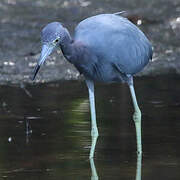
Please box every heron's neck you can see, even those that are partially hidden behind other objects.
[60,29,75,62]
[60,29,87,64]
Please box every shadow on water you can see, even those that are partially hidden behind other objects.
[0,76,179,179]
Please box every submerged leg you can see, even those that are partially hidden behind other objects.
[128,77,142,154]
[85,79,99,159]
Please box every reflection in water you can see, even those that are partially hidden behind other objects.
[90,158,98,180]
[20,83,33,98]
[90,154,142,180]
[72,99,89,113]
[68,97,99,158]
[25,118,32,144]
[136,155,142,180]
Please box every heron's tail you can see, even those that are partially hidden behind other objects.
[113,11,126,15]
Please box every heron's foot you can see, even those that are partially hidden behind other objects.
[133,109,141,123]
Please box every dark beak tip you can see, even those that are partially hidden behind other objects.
[30,75,35,81]
[31,64,41,81]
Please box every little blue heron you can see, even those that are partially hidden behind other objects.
[32,13,153,158]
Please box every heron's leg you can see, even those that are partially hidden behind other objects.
[128,77,142,154]
[85,79,99,159]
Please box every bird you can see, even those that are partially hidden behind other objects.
[32,12,153,159]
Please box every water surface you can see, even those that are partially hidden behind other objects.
[0,76,179,179]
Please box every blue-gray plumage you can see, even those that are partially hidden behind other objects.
[74,14,152,82]
[32,13,153,159]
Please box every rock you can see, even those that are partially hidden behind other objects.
[0,0,180,84]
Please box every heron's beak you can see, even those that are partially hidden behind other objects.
[32,44,54,80]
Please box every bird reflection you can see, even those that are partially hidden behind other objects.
[25,118,32,144]
[20,82,32,98]
[90,158,98,180]
[136,154,142,180]
[90,154,142,180]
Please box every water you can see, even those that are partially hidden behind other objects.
[0,76,179,179]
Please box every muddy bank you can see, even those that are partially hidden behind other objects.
[0,0,180,84]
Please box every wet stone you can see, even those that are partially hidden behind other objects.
[0,0,180,84]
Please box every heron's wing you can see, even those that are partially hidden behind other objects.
[74,14,153,75]
[111,34,153,74]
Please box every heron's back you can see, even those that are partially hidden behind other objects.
[74,14,152,78]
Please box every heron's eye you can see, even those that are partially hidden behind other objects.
[55,39,59,43]
[53,38,60,44]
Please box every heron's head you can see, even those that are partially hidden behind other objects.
[32,22,65,80]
